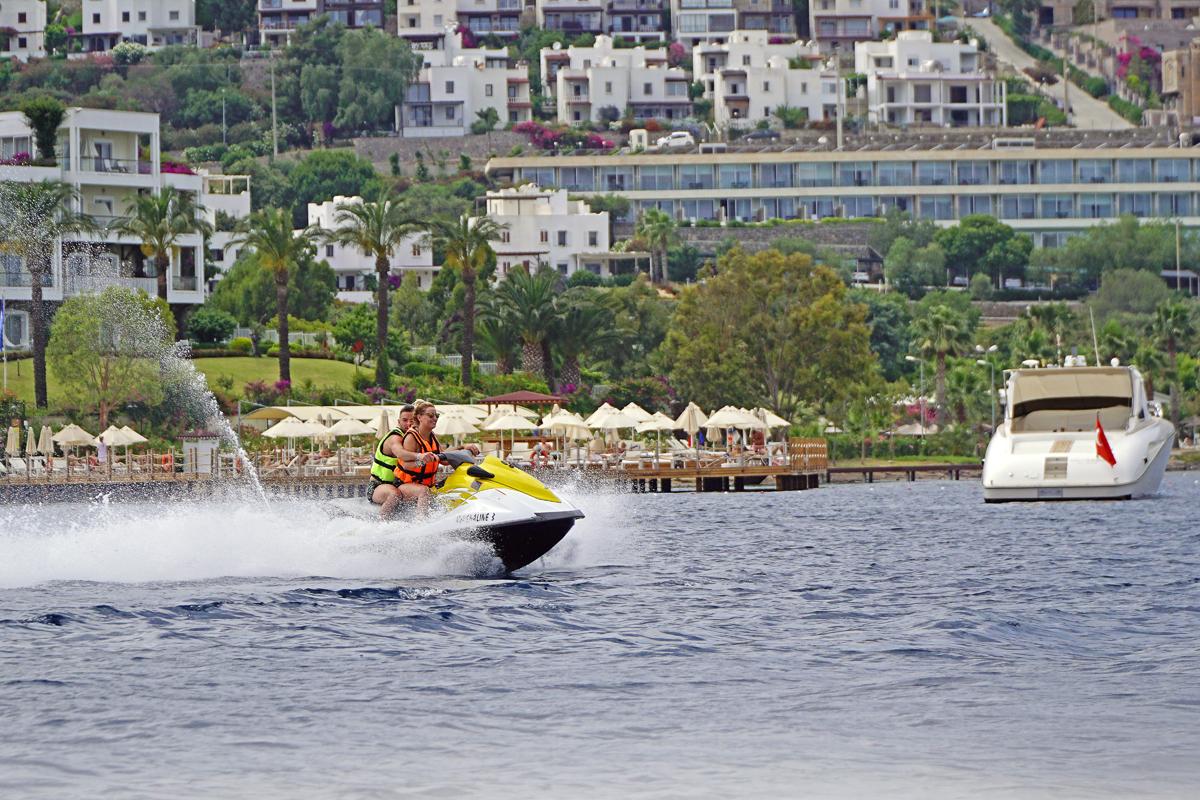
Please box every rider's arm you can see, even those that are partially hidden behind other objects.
[397,431,438,466]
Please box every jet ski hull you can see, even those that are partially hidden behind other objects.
[464,510,581,572]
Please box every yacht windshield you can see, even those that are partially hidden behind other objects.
[1010,369,1133,433]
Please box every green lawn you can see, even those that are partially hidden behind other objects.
[2,356,364,408]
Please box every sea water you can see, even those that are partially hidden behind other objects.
[1,476,1197,799]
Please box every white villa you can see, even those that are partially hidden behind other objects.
[307,197,437,302]
[80,0,199,53]
[0,1,46,61]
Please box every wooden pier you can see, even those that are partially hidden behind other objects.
[825,463,983,483]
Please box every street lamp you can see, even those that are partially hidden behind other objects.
[975,344,999,431]
[905,355,925,434]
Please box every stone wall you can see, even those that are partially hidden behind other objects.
[614,221,881,252]
[353,132,526,173]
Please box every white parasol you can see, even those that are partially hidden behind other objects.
[636,411,676,464]
[375,409,391,440]
[328,417,376,437]
[53,423,96,447]
[38,425,54,456]
[5,425,21,458]
[262,417,329,439]
[674,402,709,446]
[620,402,653,423]
[24,427,36,456]
[483,412,533,454]
[584,402,617,427]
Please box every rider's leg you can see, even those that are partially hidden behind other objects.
[372,483,405,517]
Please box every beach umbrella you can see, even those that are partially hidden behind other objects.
[637,411,676,463]
[118,425,148,444]
[262,417,328,439]
[53,423,96,447]
[375,409,391,440]
[328,417,376,438]
[24,427,36,456]
[98,425,146,468]
[38,425,54,456]
[706,406,763,429]
[620,402,653,423]
[585,402,617,427]
[674,402,709,446]
[483,412,533,454]
[752,408,790,430]
[590,410,639,431]
[5,425,21,458]
[435,413,480,446]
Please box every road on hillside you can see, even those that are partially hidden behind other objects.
[967,17,1132,130]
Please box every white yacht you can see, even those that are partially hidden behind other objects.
[982,359,1174,502]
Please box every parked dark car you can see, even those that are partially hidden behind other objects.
[744,129,781,141]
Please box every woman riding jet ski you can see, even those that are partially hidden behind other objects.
[358,400,584,572]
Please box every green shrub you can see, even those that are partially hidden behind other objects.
[1082,76,1108,98]
[1107,96,1143,124]
[186,306,238,343]
[401,361,456,380]
[229,337,253,355]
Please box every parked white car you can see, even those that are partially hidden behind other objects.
[655,131,695,150]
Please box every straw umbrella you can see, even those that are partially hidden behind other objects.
[375,409,391,440]
[4,425,20,462]
[636,411,676,464]
[38,425,54,455]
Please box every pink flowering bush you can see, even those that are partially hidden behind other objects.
[0,152,32,166]
[161,160,195,175]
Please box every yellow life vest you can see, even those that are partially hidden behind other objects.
[370,427,407,485]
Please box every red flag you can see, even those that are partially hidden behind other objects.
[1096,414,1116,467]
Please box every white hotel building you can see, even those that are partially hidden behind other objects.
[0,1,46,61]
[856,31,1006,128]
[397,30,533,136]
[0,109,214,349]
[541,36,692,125]
[80,0,199,53]
[809,0,932,54]
[307,197,437,301]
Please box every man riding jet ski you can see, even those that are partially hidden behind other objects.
[359,400,584,572]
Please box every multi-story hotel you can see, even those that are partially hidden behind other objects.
[0,108,216,349]
[486,130,1199,256]
[538,0,607,36]
[607,0,668,42]
[81,0,199,52]
[398,30,532,136]
[857,31,1006,128]
[307,196,438,301]
[259,0,383,46]
[0,1,46,61]
[809,0,932,54]
[541,36,691,124]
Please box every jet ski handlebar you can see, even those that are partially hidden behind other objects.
[439,450,478,469]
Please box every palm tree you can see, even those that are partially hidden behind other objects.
[1134,341,1165,404]
[327,192,419,388]
[429,216,506,388]
[551,291,622,391]
[911,304,972,427]
[476,294,520,374]
[1098,318,1136,366]
[635,208,677,284]
[112,186,212,303]
[0,179,98,408]
[1152,301,1196,427]
[494,265,560,379]
[232,208,321,383]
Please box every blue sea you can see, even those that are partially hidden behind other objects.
[1,475,1198,799]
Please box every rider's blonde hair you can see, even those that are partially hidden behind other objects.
[413,399,437,419]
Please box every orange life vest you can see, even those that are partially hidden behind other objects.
[396,429,441,486]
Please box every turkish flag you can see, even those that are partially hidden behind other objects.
[1096,415,1117,467]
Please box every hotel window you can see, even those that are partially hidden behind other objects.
[956,162,990,186]
[170,10,180,21]
[1157,192,1192,216]
[1039,193,1074,219]
[500,231,511,243]
[559,167,594,191]
[139,11,146,20]
[1000,194,1036,219]
[540,230,549,243]
[916,162,951,186]
[877,162,912,187]
[521,167,555,186]
[123,11,131,21]
[17,12,27,23]
[917,195,953,220]
[718,164,752,189]
[639,165,675,190]
[485,84,493,97]
[93,13,100,23]
[643,82,652,95]
[1078,193,1113,219]
[1077,160,1112,183]
[598,167,633,191]
[557,230,568,246]
[446,81,455,94]
[1157,159,1190,182]
[1038,160,1073,184]
[879,195,910,214]
[799,197,835,218]
[588,231,598,247]
[605,81,613,94]
[998,160,1033,185]
[843,196,876,217]
[797,162,834,187]
[681,199,717,220]
[957,195,993,217]
[838,162,873,187]
[758,163,792,188]
[1118,193,1152,217]
[325,244,335,257]
[412,245,422,257]
[1117,159,1152,183]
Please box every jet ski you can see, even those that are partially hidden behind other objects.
[333,451,583,573]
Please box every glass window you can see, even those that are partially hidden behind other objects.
[998,160,1033,185]
[559,167,594,191]
[877,161,913,187]
[918,195,953,220]
[680,164,714,189]
[639,165,675,191]
[799,196,835,218]
[957,195,993,216]
[598,167,633,191]
[681,199,716,220]
[1077,159,1112,184]
[797,162,834,187]
[1117,159,1152,183]
[956,162,990,186]
[1038,160,1074,184]
[838,162,873,187]
[718,164,752,189]
[916,162,952,186]
[1000,194,1036,219]
[843,196,876,217]
[727,198,752,221]
[1118,192,1152,217]
[1040,193,1074,218]
[878,195,911,214]
[1157,159,1190,183]
[520,167,555,186]
[1078,193,1113,218]
[1157,192,1192,216]
[758,163,793,188]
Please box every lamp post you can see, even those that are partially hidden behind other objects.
[905,355,925,434]
[975,344,999,430]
